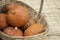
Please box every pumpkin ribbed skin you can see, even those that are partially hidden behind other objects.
[7,4,29,27]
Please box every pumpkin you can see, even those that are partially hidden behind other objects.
[7,4,29,27]
[3,27,14,36]
[0,13,8,30]
[3,27,23,36]
[24,24,45,36]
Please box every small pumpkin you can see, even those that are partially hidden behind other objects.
[3,27,14,36]
[0,13,8,30]
[24,24,45,36]
[3,27,23,36]
[7,4,29,27]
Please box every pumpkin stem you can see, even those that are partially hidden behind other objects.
[15,27,18,30]
[11,10,15,14]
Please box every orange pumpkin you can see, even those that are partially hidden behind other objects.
[24,24,45,36]
[0,13,8,30]
[7,4,29,27]
[3,27,23,36]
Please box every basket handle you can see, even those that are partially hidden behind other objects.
[38,0,44,18]
[38,0,44,16]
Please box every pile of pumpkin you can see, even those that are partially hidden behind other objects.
[0,4,45,36]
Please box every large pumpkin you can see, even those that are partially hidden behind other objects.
[7,4,29,27]
[0,13,8,30]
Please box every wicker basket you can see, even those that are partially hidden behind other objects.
[0,0,48,40]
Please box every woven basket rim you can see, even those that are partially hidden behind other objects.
[0,28,48,38]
